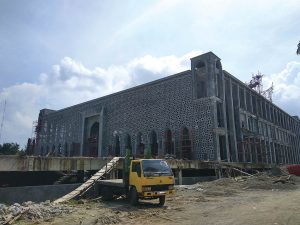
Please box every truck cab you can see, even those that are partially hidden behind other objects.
[128,159,175,205]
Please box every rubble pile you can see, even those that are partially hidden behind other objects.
[233,173,298,190]
[0,201,73,224]
[177,170,299,197]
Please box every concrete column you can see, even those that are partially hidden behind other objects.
[297,136,300,163]
[249,138,253,163]
[215,134,221,161]
[98,108,104,157]
[283,145,286,164]
[172,135,176,157]
[242,141,246,162]
[133,139,137,156]
[243,88,247,110]
[263,102,267,120]
[120,136,126,157]
[178,169,183,185]
[80,115,85,156]
[161,137,165,157]
[267,140,272,164]
[228,80,238,162]
[286,146,290,164]
[249,93,253,113]
[284,145,288,165]
[220,76,230,162]
[292,136,297,163]
[254,138,258,163]
[213,100,221,161]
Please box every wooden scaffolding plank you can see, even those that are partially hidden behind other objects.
[53,157,120,204]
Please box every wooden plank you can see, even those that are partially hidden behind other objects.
[53,157,120,204]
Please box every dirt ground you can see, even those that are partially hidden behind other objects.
[17,174,300,225]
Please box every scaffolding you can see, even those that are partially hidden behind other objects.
[247,72,274,102]
[237,127,266,163]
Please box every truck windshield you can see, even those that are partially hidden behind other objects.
[142,160,173,177]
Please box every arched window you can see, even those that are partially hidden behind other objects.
[216,60,222,70]
[150,131,158,156]
[216,60,223,98]
[90,122,99,140]
[196,61,205,69]
[64,142,68,157]
[181,127,192,159]
[195,60,207,98]
[165,129,174,155]
[115,135,120,156]
[136,132,145,156]
[58,143,62,154]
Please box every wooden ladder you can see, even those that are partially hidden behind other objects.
[54,157,120,204]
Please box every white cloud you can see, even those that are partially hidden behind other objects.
[264,61,300,116]
[0,51,200,147]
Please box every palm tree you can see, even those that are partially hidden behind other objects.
[297,41,300,55]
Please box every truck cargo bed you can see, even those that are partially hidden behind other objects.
[97,179,126,188]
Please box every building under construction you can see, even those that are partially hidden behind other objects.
[34,52,300,164]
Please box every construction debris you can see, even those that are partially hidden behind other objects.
[177,171,299,197]
[0,201,73,225]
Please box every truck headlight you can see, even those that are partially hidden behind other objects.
[142,186,151,192]
[168,185,174,190]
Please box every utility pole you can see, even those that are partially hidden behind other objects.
[0,100,7,144]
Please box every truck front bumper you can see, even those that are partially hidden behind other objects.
[142,190,175,197]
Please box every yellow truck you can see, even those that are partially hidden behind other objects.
[97,158,175,206]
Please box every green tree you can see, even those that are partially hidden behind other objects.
[297,41,300,55]
[0,143,21,155]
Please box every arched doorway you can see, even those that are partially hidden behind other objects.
[150,131,158,157]
[88,122,99,157]
[136,132,145,156]
[181,127,192,159]
[165,129,174,155]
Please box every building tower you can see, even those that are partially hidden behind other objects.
[191,52,229,161]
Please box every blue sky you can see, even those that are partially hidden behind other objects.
[0,0,300,147]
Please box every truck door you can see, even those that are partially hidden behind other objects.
[130,161,142,192]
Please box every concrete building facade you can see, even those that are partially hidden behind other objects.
[35,52,300,164]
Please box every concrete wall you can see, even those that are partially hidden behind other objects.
[0,183,80,204]
[0,155,109,171]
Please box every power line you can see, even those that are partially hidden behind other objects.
[0,100,7,144]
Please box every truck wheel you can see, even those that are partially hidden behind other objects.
[129,187,138,206]
[102,187,113,201]
[158,196,165,206]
